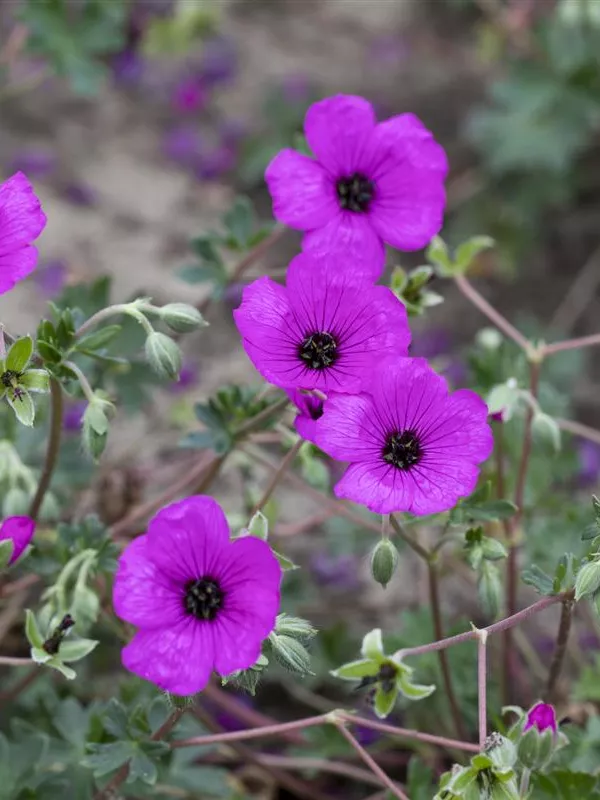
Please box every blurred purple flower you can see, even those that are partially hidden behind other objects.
[112,49,145,86]
[368,34,409,67]
[218,118,248,148]
[171,76,208,113]
[63,401,86,433]
[578,440,600,486]
[579,632,600,653]
[204,693,253,732]
[169,361,200,394]
[9,148,56,179]
[34,260,68,298]
[199,37,237,86]
[310,553,360,591]
[62,182,97,208]
[281,75,311,104]
[194,145,236,180]
[410,328,451,359]
[443,358,467,387]
[162,126,203,166]
[222,282,246,311]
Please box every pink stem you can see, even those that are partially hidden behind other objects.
[172,714,329,748]
[543,333,600,356]
[478,632,488,749]
[341,713,480,753]
[336,723,410,800]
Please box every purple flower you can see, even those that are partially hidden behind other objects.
[0,516,36,564]
[578,439,600,486]
[113,495,281,695]
[314,358,493,515]
[112,49,145,85]
[9,149,56,179]
[310,553,359,591]
[162,126,203,166]
[286,389,324,442]
[63,401,86,432]
[0,172,47,295]
[524,703,557,735]
[62,182,97,208]
[199,37,237,86]
[265,94,448,279]
[234,252,411,394]
[194,145,236,180]
[34,260,67,298]
[171,76,208,113]
[222,281,246,311]
[281,74,311,104]
[169,361,199,395]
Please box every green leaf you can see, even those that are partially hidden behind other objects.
[128,745,159,785]
[223,196,255,248]
[531,771,600,800]
[76,325,122,352]
[177,263,226,286]
[7,389,35,426]
[247,510,268,540]
[83,741,134,777]
[25,609,45,649]
[373,685,397,718]
[522,564,555,595]
[466,500,518,522]
[397,672,436,700]
[271,548,299,572]
[20,369,50,393]
[101,699,130,740]
[454,236,495,272]
[45,657,77,680]
[407,757,435,800]
[0,539,14,569]
[426,236,452,275]
[331,659,379,680]
[58,637,99,662]
[6,336,33,372]
[190,236,224,266]
[361,628,385,661]
[37,340,63,364]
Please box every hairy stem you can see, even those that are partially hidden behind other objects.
[335,723,409,800]
[556,417,600,447]
[544,598,574,703]
[252,438,303,515]
[390,514,431,561]
[477,630,488,750]
[173,714,330,748]
[28,377,63,522]
[340,713,479,753]
[428,560,467,741]
[504,359,541,703]
[542,332,600,356]
[519,767,531,797]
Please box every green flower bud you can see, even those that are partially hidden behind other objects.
[575,558,600,600]
[2,486,30,517]
[532,412,561,453]
[485,733,517,771]
[145,332,182,381]
[481,537,508,561]
[370,538,399,588]
[160,303,208,334]
[517,726,554,770]
[476,327,503,351]
[0,539,14,569]
[269,633,314,675]
[275,614,318,645]
[478,561,503,619]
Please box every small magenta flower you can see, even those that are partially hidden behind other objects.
[314,358,493,515]
[286,389,324,442]
[0,516,36,565]
[265,94,447,279]
[0,172,47,295]
[234,252,411,393]
[524,702,557,734]
[113,496,281,695]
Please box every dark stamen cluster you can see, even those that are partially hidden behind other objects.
[299,332,338,371]
[1,370,21,388]
[382,430,422,470]
[336,173,375,213]
[184,578,224,621]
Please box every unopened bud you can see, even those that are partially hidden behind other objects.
[160,303,208,334]
[370,538,399,588]
[275,614,318,645]
[485,733,517,771]
[82,397,114,462]
[476,327,503,351]
[269,633,314,675]
[517,726,554,770]
[145,332,182,381]
[478,561,502,619]
[575,558,600,601]
[532,412,561,453]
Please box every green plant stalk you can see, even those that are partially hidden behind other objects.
[28,377,63,522]
[251,437,303,515]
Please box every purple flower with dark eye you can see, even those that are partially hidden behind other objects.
[524,703,557,735]
[113,495,281,695]
[0,516,36,565]
[0,172,47,295]
[314,358,493,516]
[265,94,448,279]
[234,252,411,394]
[286,389,324,442]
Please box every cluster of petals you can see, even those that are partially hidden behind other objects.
[0,172,47,295]
[524,702,558,735]
[265,94,448,278]
[0,516,36,564]
[113,495,281,695]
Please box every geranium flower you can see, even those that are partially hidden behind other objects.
[0,516,36,565]
[113,496,281,695]
[524,702,557,735]
[0,172,47,294]
[234,252,411,393]
[286,389,324,442]
[314,358,493,515]
[265,94,447,279]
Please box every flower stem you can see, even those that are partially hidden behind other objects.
[75,302,153,340]
[340,713,479,753]
[504,359,541,703]
[390,514,431,561]
[172,714,330,748]
[428,560,467,741]
[233,394,290,438]
[93,707,187,800]
[63,361,95,403]
[477,629,488,750]
[335,723,410,800]
[454,274,532,353]
[0,655,31,666]
[542,332,600,356]
[252,438,303,515]
[544,597,574,703]
[28,377,63,522]
[519,767,532,797]
[556,416,600,447]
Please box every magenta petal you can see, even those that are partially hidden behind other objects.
[121,620,213,695]
[0,516,35,564]
[146,495,230,582]
[0,173,46,255]
[302,213,385,279]
[265,149,338,230]
[524,702,557,734]
[212,614,264,676]
[314,393,378,461]
[304,95,377,175]
[113,535,184,628]
[0,246,39,295]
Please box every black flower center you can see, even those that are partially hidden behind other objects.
[1,370,21,388]
[299,332,338,370]
[382,430,422,470]
[184,577,224,621]
[336,173,375,213]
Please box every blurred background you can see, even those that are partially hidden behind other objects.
[2,1,600,796]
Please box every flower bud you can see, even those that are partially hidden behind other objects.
[370,538,399,588]
[145,332,182,381]
[476,327,503,351]
[485,732,517,771]
[575,558,600,601]
[269,633,314,675]
[517,725,554,770]
[532,412,561,453]
[275,614,318,645]
[160,303,208,334]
